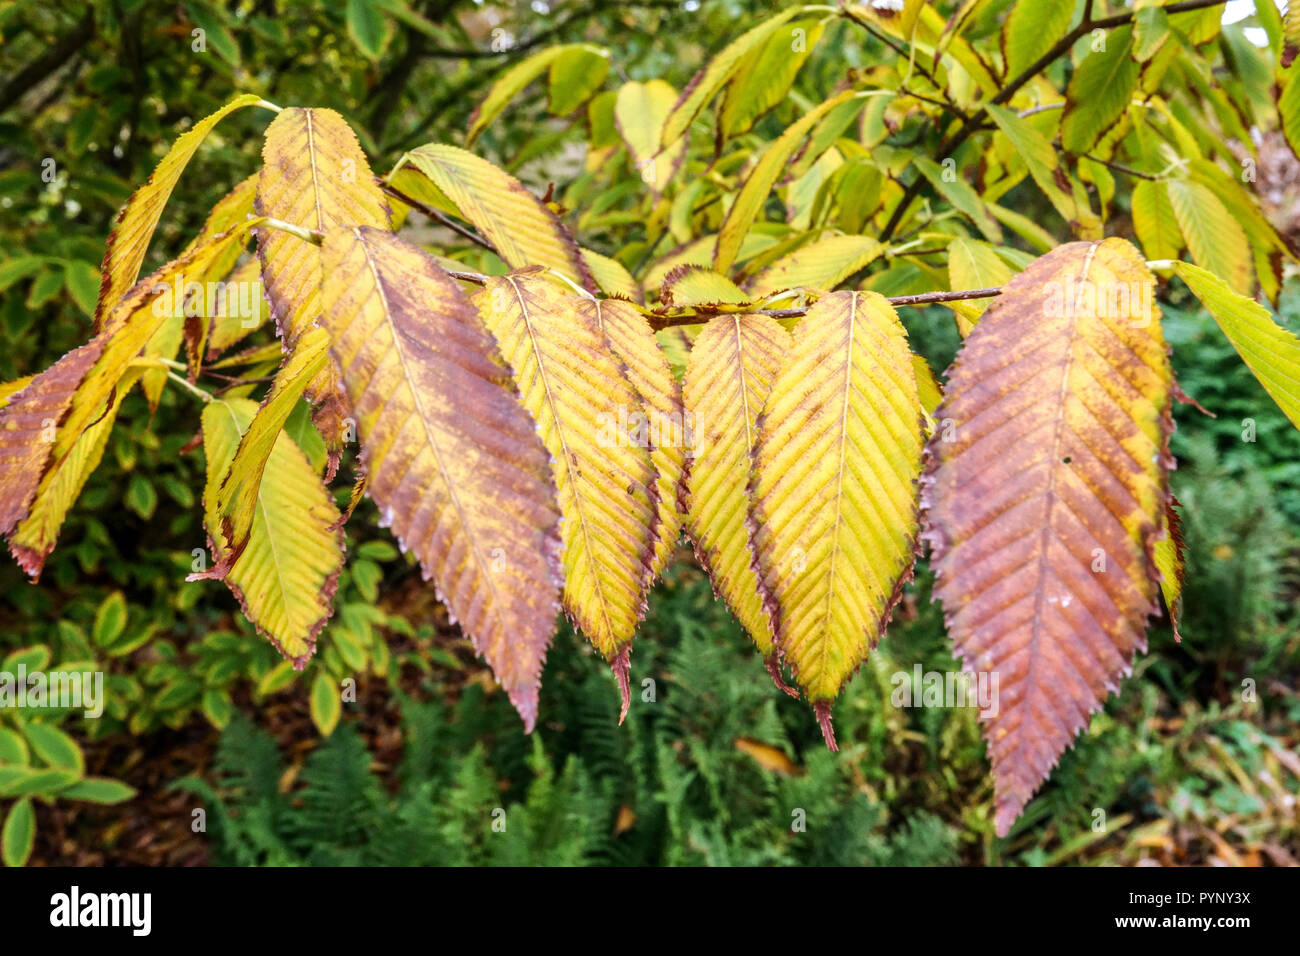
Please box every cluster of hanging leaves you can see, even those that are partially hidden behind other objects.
[3,1,1299,835]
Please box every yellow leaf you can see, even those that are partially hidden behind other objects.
[750,235,882,297]
[256,107,391,348]
[96,94,264,328]
[216,326,330,563]
[750,291,924,744]
[1165,178,1252,294]
[403,144,594,290]
[615,80,684,194]
[195,398,343,665]
[586,299,686,583]
[1130,178,1184,263]
[661,266,748,306]
[475,273,658,717]
[683,314,790,664]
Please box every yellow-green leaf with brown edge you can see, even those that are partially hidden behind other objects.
[95,94,265,329]
[715,88,862,274]
[475,272,658,719]
[615,80,685,195]
[749,291,924,746]
[749,235,882,298]
[1130,178,1184,263]
[403,144,595,291]
[660,266,748,306]
[581,247,641,302]
[683,313,791,684]
[193,397,343,666]
[921,238,1174,837]
[1061,26,1140,155]
[584,298,686,584]
[319,227,563,730]
[1174,259,1300,433]
[215,326,331,568]
[659,6,803,150]
[719,17,826,138]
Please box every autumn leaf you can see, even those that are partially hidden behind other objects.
[401,144,595,291]
[749,291,925,747]
[683,313,791,681]
[584,298,686,583]
[319,227,563,730]
[194,397,343,665]
[96,94,264,329]
[921,238,1174,836]
[475,272,658,719]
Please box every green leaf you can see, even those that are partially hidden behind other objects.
[256,659,299,697]
[125,473,156,520]
[984,104,1091,230]
[1002,0,1075,80]
[2,645,50,674]
[0,728,28,765]
[62,260,101,317]
[0,257,48,293]
[185,2,241,66]
[1061,26,1140,155]
[2,797,35,867]
[1132,5,1170,62]
[913,155,1001,242]
[310,672,342,736]
[1174,261,1300,433]
[23,722,84,773]
[201,688,234,730]
[59,777,136,804]
[548,46,610,117]
[346,0,389,61]
[93,591,127,647]
[25,268,64,309]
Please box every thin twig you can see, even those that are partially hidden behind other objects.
[377,179,498,254]
[878,0,1228,241]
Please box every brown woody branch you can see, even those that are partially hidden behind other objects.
[873,0,1229,241]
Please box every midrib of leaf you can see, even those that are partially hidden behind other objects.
[306,111,325,230]
[814,293,857,676]
[358,229,507,638]
[1024,240,1100,734]
[504,275,615,641]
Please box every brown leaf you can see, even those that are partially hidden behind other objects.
[921,238,1174,835]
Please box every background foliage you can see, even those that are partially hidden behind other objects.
[0,0,1297,866]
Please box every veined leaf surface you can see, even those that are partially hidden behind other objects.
[196,398,343,665]
[583,298,686,582]
[320,228,563,729]
[1175,260,1300,432]
[403,144,595,291]
[256,107,391,347]
[921,238,1174,836]
[96,94,263,328]
[683,314,791,665]
[749,291,924,746]
[216,326,331,563]
[475,273,658,716]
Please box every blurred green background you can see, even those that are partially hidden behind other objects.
[0,0,1297,866]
